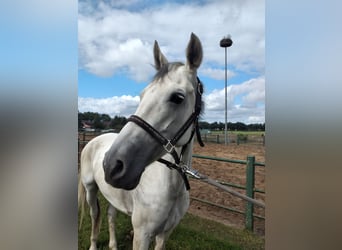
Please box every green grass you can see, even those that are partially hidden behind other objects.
[79,194,264,250]
[166,213,264,250]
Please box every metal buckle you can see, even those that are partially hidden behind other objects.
[182,165,201,179]
[163,140,175,153]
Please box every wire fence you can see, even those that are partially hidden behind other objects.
[199,132,265,145]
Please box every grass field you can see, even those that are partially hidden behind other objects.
[78,194,264,250]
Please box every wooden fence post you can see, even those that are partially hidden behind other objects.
[245,155,255,231]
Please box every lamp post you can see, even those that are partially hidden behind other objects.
[220,35,233,145]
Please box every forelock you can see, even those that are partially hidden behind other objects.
[153,62,184,82]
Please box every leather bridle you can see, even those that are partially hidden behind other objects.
[127,77,204,190]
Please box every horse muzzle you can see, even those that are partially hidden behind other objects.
[103,154,142,190]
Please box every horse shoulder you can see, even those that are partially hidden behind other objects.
[85,133,118,163]
[87,133,134,215]
[80,133,118,184]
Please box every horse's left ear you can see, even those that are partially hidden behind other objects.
[186,33,203,70]
[154,40,168,71]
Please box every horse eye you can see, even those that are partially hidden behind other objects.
[170,92,185,104]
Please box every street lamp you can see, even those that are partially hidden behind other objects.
[220,35,233,145]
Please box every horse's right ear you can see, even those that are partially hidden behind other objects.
[186,33,203,70]
[154,41,168,70]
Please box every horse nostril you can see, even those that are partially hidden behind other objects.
[110,160,124,178]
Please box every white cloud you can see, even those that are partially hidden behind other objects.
[199,67,235,80]
[202,77,265,123]
[78,0,264,81]
[78,95,140,117]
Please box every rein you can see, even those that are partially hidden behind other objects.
[127,77,204,190]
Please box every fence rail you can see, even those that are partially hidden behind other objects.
[199,133,265,146]
[78,131,265,232]
[191,154,265,230]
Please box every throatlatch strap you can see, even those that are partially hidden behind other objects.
[195,120,204,147]
[170,113,197,145]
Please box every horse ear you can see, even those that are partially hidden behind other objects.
[186,33,203,70]
[154,40,168,70]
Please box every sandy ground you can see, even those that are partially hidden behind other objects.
[188,141,265,235]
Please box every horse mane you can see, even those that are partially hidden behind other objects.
[199,87,205,117]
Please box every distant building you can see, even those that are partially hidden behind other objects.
[82,121,94,131]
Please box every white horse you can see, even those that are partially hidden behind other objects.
[78,33,204,250]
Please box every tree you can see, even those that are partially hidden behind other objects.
[110,116,127,130]
[100,114,111,122]
[78,112,85,129]
[198,121,210,129]
[93,115,105,130]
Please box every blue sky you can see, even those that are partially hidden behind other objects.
[78,0,265,123]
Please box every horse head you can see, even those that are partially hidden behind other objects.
[103,33,203,190]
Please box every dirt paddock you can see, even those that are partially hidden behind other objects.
[188,142,265,235]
